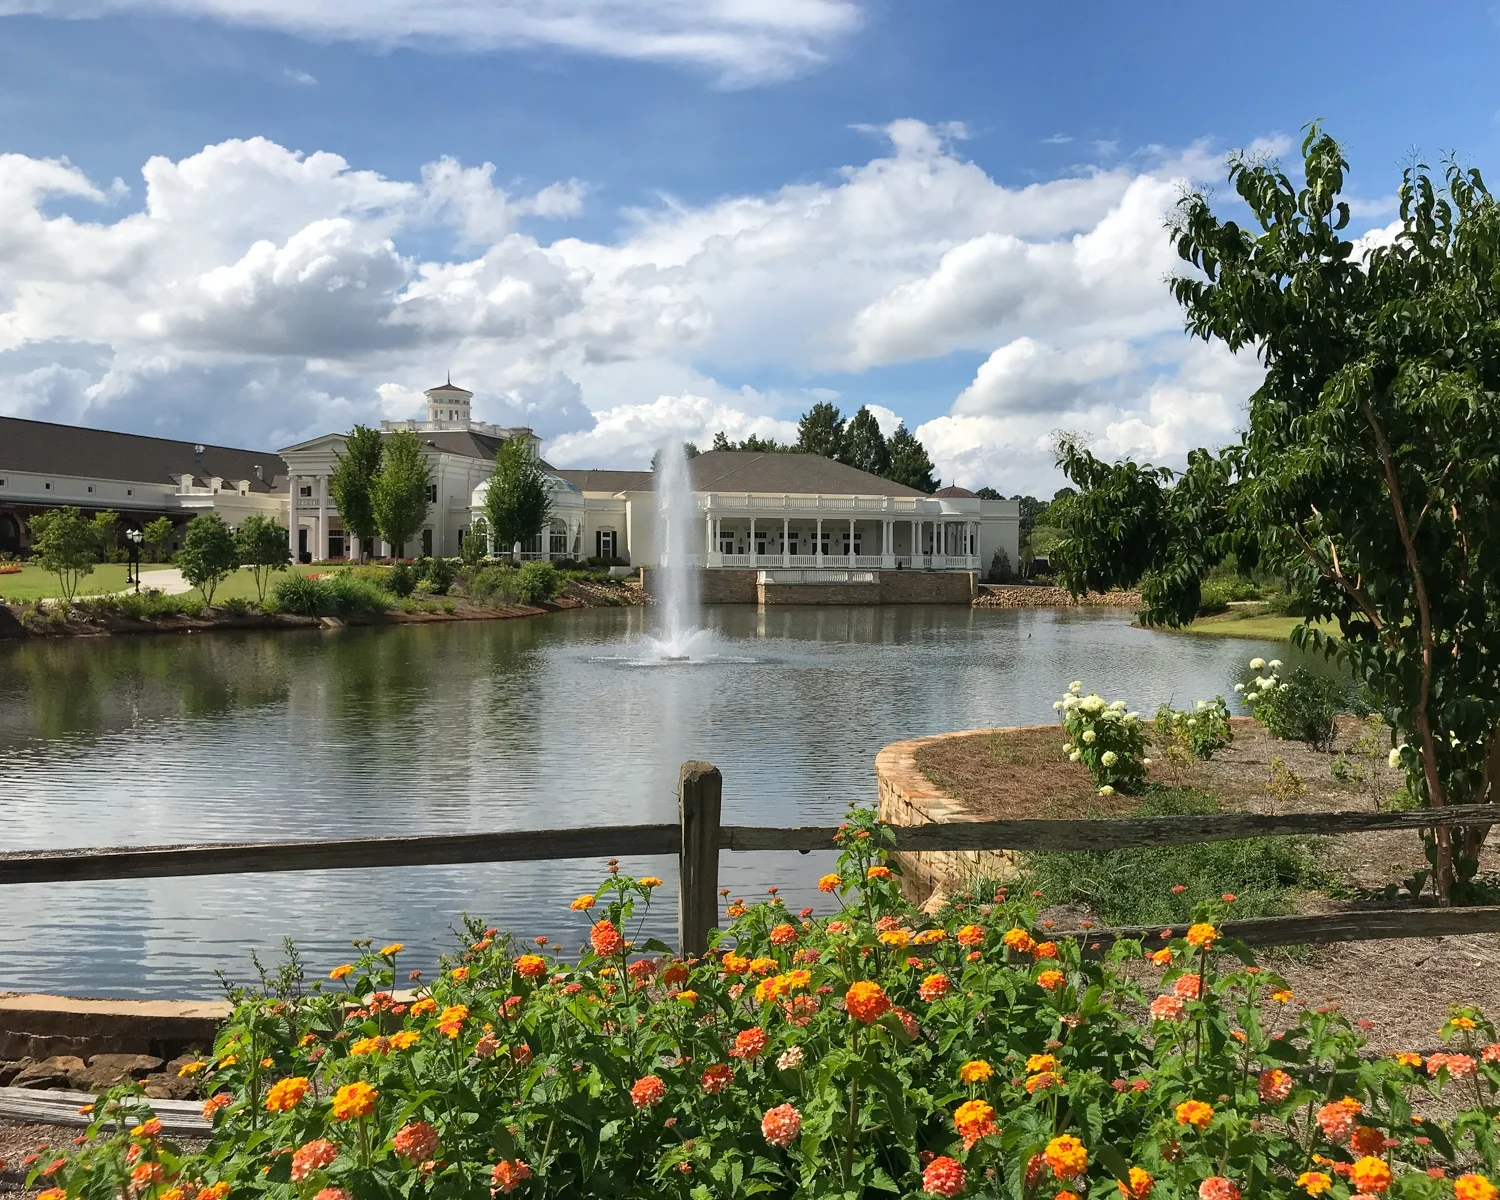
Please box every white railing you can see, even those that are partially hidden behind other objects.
[854,555,884,569]
[787,554,821,567]
[758,569,877,585]
[702,494,941,514]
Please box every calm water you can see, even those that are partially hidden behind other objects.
[0,606,1306,997]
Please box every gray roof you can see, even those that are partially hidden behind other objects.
[688,451,926,496]
[0,415,286,493]
[557,468,654,493]
[558,452,926,497]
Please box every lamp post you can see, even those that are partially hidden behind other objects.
[126,528,143,592]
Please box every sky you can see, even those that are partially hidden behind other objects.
[1,1,1498,493]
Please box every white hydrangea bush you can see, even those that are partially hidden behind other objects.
[1054,680,1148,795]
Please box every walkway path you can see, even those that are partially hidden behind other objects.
[124,568,195,596]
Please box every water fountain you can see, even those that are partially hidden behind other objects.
[646,442,713,662]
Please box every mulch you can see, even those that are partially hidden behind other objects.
[915,717,1500,1051]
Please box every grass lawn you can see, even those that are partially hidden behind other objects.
[0,563,175,601]
[0,562,338,602]
[1174,614,1337,641]
[188,563,341,604]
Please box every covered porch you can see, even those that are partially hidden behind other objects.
[686,503,981,571]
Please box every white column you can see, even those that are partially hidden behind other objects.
[782,516,790,567]
[287,476,299,561]
[848,517,855,565]
[882,519,895,569]
[316,474,328,563]
[816,518,823,566]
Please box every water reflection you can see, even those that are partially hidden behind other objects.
[0,606,1317,997]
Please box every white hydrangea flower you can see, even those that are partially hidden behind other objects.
[1069,750,1082,762]
[1126,712,1141,721]
[1098,785,1115,797]
[1100,750,1118,767]
[1081,695,1105,713]
[1245,693,1257,704]
[1062,743,1074,753]
[1234,683,1245,692]
[1053,700,1064,710]
[1069,681,1083,694]
[1082,730,1097,744]
[1110,700,1127,711]
[1388,748,1402,769]
[1268,659,1282,669]
[1249,657,1265,670]
[1195,699,1208,710]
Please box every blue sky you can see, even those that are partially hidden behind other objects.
[1,1,1496,490]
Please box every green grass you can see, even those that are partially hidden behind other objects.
[1172,615,1336,641]
[0,562,337,603]
[1013,788,1325,927]
[0,563,177,601]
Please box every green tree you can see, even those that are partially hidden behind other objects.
[796,401,845,459]
[370,429,431,556]
[143,516,176,563]
[28,507,97,603]
[179,513,240,605]
[460,518,488,566]
[484,437,552,558]
[711,431,788,452]
[886,423,937,492]
[329,425,383,560]
[89,510,120,562]
[1051,125,1500,902]
[234,514,292,602]
[841,407,891,477]
[975,486,1002,500]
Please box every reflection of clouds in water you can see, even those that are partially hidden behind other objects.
[0,607,1314,996]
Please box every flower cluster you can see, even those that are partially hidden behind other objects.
[1056,680,1148,794]
[27,808,1500,1200]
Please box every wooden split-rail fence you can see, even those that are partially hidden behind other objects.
[3,761,1499,956]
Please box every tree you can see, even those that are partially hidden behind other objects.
[485,437,552,558]
[796,402,845,459]
[841,407,891,477]
[28,507,96,604]
[371,429,431,556]
[975,487,1002,500]
[179,513,239,605]
[1050,125,1500,903]
[329,424,383,560]
[234,514,291,602]
[886,423,937,492]
[460,517,488,566]
[143,517,176,563]
[89,510,120,561]
[712,431,788,452]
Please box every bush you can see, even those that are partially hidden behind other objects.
[114,589,203,620]
[1021,788,1323,925]
[34,806,1499,1200]
[1261,590,1313,617]
[464,563,522,606]
[272,573,390,617]
[516,560,562,605]
[1241,658,1343,750]
[1153,697,1234,762]
[420,556,458,595]
[220,597,255,617]
[1055,681,1147,794]
[986,548,1012,583]
[386,559,417,597]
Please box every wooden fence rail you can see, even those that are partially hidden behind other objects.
[1,763,1495,955]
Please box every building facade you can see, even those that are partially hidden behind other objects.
[2,385,1020,579]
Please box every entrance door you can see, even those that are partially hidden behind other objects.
[298,528,309,563]
[0,513,19,555]
[422,529,433,557]
[329,532,345,559]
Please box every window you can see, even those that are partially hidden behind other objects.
[718,530,734,553]
[421,529,433,557]
[126,488,133,496]
[425,484,438,503]
[87,485,95,494]
[596,529,617,559]
[45,481,52,490]
[0,478,7,487]
[550,528,567,556]
[299,484,312,497]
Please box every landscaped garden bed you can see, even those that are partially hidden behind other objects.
[897,713,1500,1055]
[11,813,1500,1200]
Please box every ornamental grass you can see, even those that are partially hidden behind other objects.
[28,810,1500,1200]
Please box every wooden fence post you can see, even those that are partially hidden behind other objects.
[678,761,723,956]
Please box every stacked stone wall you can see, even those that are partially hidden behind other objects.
[974,585,1141,609]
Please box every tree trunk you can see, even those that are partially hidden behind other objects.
[1456,722,1500,879]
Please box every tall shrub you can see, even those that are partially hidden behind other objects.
[178,513,239,605]
[1051,127,1500,902]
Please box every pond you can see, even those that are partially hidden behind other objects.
[0,606,1313,997]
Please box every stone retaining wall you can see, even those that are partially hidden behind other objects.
[875,728,1023,910]
[974,586,1141,609]
[757,582,880,606]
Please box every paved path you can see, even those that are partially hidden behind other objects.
[125,568,195,595]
